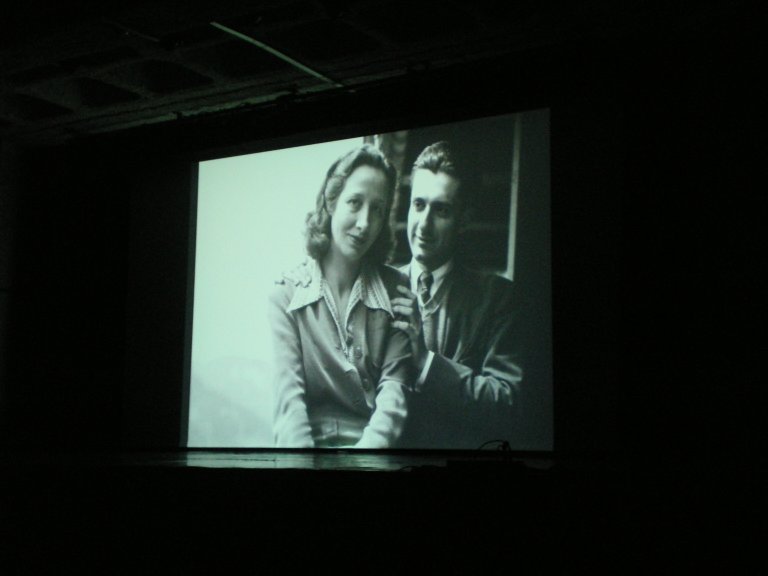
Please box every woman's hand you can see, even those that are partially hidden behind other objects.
[391,284,429,372]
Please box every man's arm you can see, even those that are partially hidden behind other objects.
[392,277,522,410]
[426,306,521,409]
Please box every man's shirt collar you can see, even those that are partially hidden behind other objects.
[409,258,454,295]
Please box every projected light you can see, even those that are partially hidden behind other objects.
[188,109,552,451]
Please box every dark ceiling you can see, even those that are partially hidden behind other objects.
[0,1,752,146]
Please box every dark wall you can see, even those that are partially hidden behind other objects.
[123,158,194,448]
[5,142,129,448]
[616,27,761,466]
[0,141,20,437]
[3,142,194,449]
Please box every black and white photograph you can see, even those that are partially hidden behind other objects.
[188,109,552,450]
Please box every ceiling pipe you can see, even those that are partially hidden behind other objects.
[210,21,344,89]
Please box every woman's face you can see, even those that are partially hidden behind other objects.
[329,165,389,263]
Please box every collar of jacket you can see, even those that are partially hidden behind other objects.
[286,258,394,318]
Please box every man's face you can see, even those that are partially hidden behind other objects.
[407,168,462,271]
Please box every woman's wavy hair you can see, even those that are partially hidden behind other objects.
[305,143,398,264]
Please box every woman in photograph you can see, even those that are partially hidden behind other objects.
[268,144,413,448]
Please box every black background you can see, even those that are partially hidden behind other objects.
[1,11,763,573]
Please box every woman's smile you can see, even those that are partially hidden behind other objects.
[348,232,368,248]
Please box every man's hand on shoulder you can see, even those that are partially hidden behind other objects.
[391,284,429,372]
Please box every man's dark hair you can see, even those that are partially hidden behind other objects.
[412,140,472,214]
[412,140,466,189]
[304,143,397,264]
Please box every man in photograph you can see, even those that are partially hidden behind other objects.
[391,141,523,449]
